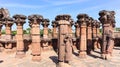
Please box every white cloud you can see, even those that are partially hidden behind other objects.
[43,0,89,6]
[0,3,46,9]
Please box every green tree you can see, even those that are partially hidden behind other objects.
[12,30,17,36]
[1,30,6,34]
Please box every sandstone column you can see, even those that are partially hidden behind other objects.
[28,14,43,61]
[99,10,116,59]
[13,14,26,58]
[3,17,13,52]
[41,19,49,50]
[56,15,72,66]
[77,14,88,58]
[69,19,74,37]
[74,22,80,37]
[0,19,3,51]
[52,20,58,38]
[87,17,93,54]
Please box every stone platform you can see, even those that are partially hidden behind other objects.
[0,47,120,67]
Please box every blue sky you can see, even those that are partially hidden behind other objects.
[0,0,120,30]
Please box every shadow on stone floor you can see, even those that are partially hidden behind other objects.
[0,60,3,63]
[49,56,58,64]
[93,50,101,54]
[88,54,102,59]
[113,47,120,50]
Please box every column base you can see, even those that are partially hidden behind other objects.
[32,55,41,62]
[5,48,12,53]
[15,51,25,58]
[79,51,87,58]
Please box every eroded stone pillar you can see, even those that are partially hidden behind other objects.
[52,20,58,38]
[56,15,72,66]
[13,14,26,58]
[74,22,80,37]
[41,19,49,50]
[99,10,116,60]
[3,17,13,52]
[0,20,3,51]
[69,19,74,37]
[87,17,93,54]
[28,14,43,61]
[77,14,88,58]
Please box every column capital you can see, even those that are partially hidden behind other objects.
[77,14,89,25]
[69,19,74,26]
[87,17,93,27]
[13,14,26,26]
[52,20,58,27]
[99,10,116,24]
[96,22,101,28]
[74,22,79,28]
[41,19,49,27]
[55,14,71,21]
[2,17,14,27]
[28,14,43,25]
[92,20,97,28]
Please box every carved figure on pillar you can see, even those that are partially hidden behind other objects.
[13,14,26,58]
[99,10,116,60]
[28,14,43,61]
[77,14,88,58]
[55,15,72,66]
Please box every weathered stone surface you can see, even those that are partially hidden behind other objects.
[13,14,26,58]
[77,14,88,58]
[28,14,43,61]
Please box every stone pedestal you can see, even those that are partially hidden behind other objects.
[13,14,26,58]
[56,15,72,66]
[77,14,88,58]
[28,14,43,61]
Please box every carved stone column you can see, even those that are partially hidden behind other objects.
[28,14,43,61]
[42,19,49,38]
[0,20,3,51]
[13,14,26,58]
[99,10,116,60]
[56,15,72,66]
[3,17,13,52]
[69,19,74,37]
[74,22,80,37]
[87,17,93,54]
[52,20,58,38]
[77,14,88,58]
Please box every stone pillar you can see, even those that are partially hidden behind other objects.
[69,19,74,37]
[77,14,88,58]
[28,14,43,61]
[74,22,80,37]
[56,15,72,66]
[92,20,100,50]
[13,14,26,58]
[3,17,13,52]
[41,19,49,50]
[0,20,3,51]
[52,20,58,38]
[86,17,93,54]
[99,10,116,60]
[42,19,49,38]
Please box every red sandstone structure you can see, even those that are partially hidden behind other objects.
[0,8,119,67]
[28,14,43,61]
[77,14,88,58]
[13,14,27,58]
